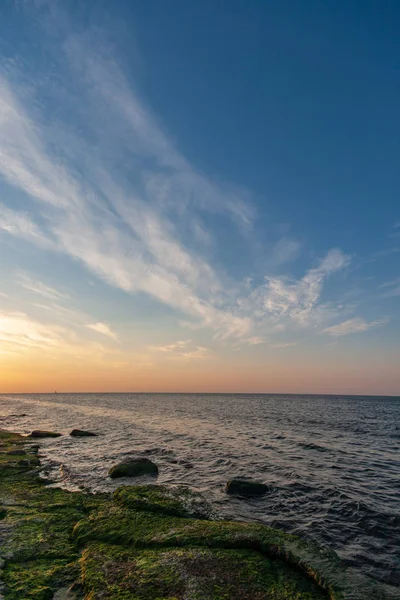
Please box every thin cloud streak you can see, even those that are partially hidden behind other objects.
[150,339,211,361]
[323,318,388,336]
[16,272,68,300]
[86,322,118,341]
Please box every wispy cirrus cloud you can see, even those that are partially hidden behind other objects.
[0,310,130,366]
[16,272,68,300]
[150,339,211,361]
[241,249,350,329]
[380,278,400,298]
[0,311,61,351]
[323,317,388,336]
[86,322,118,341]
[0,204,53,249]
[169,346,211,361]
[245,336,266,345]
[152,340,191,352]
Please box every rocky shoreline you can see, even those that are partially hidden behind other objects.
[0,429,366,599]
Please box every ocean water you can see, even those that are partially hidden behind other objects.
[1,393,399,597]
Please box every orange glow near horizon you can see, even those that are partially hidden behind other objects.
[1,347,399,396]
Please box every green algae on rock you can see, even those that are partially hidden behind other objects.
[80,544,328,599]
[114,484,214,519]
[0,429,359,599]
[108,458,159,479]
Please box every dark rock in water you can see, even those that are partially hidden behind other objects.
[109,458,159,479]
[70,429,98,437]
[6,449,26,455]
[225,479,269,496]
[28,430,62,438]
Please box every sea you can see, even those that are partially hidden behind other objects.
[0,393,399,598]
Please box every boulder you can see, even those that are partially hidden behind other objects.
[6,449,26,455]
[28,430,62,438]
[109,458,159,479]
[70,429,98,437]
[225,479,269,496]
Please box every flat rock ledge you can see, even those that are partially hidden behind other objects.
[108,458,159,479]
[0,429,373,599]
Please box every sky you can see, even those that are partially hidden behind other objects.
[0,0,399,395]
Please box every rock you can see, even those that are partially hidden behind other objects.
[109,458,159,479]
[28,431,62,438]
[70,429,98,437]
[225,479,269,496]
[6,449,26,455]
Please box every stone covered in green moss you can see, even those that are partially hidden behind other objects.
[80,543,328,599]
[0,430,106,599]
[114,484,212,519]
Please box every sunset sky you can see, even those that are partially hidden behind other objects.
[0,1,399,395]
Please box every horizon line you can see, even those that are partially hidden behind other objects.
[1,391,399,398]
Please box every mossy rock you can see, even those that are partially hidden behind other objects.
[70,430,98,437]
[108,458,158,479]
[80,543,328,599]
[226,478,269,496]
[114,485,212,519]
[28,431,62,438]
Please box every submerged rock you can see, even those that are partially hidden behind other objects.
[69,429,98,437]
[109,458,159,479]
[225,478,269,496]
[28,430,62,438]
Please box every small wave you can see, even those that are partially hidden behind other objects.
[297,441,332,452]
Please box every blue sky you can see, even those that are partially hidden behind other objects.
[0,1,399,394]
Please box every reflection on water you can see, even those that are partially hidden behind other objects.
[1,393,399,596]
